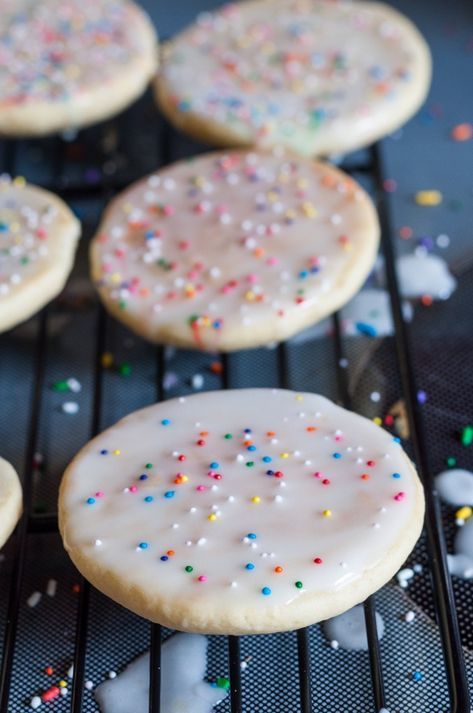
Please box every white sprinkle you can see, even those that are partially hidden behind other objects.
[62,401,79,415]
[30,696,42,709]
[240,661,248,671]
[66,378,82,393]
[330,640,339,650]
[236,454,245,462]
[370,391,381,403]
[172,523,179,529]
[404,611,416,623]
[60,688,68,697]
[46,579,57,597]
[108,671,117,679]
[189,507,197,513]
[191,373,204,390]
[304,460,312,466]
[413,563,423,573]
[27,591,42,608]
[274,495,283,503]
[230,581,237,588]
[339,358,349,369]
[186,540,193,547]
[372,523,381,529]
[197,538,207,546]
[436,233,450,248]
[67,665,74,679]
[228,496,235,503]
[85,680,94,691]
[211,485,219,492]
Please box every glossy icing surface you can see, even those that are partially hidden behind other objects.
[0,177,60,298]
[159,0,430,155]
[61,390,420,615]
[0,0,152,105]
[91,151,378,350]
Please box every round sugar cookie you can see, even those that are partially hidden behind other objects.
[0,457,22,548]
[0,176,81,332]
[90,150,379,351]
[155,0,431,157]
[59,389,424,635]
[0,0,158,137]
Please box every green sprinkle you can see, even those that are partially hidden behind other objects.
[216,677,230,691]
[20,256,29,265]
[118,300,127,311]
[52,379,69,392]
[224,433,233,440]
[295,581,303,589]
[119,362,132,377]
[145,463,153,469]
[246,461,254,467]
[185,565,193,573]
[460,425,473,446]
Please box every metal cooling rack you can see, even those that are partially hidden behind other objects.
[0,93,472,713]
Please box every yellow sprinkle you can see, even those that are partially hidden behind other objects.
[456,506,472,521]
[59,680,67,688]
[201,316,211,327]
[373,417,382,426]
[208,513,217,522]
[415,190,443,206]
[251,496,261,504]
[113,449,121,456]
[301,202,317,218]
[323,509,332,518]
[295,395,303,401]
[111,272,121,284]
[180,475,189,483]
[101,352,114,368]
[245,290,256,302]
[13,176,26,188]
[280,452,289,459]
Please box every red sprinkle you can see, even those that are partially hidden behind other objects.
[42,686,60,702]
[394,491,406,502]
[313,557,323,565]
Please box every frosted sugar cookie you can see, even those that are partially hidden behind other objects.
[59,389,424,634]
[0,0,158,137]
[90,150,379,351]
[0,457,22,547]
[0,176,81,332]
[155,0,431,157]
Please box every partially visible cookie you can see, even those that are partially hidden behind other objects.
[90,150,379,352]
[0,0,158,137]
[0,177,81,333]
[59,389,424,635]
[0,457,22,548]
[155,0,431,157]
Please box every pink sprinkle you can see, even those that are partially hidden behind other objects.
[334,435,342,442]
[247,274,258,284]
[313,472,322,479]
[95,491,104,498]
[198,575,207,582]
[129,486,138,493]
[196,485,206,492]
[163,205,175,216]
[394,492,406,502]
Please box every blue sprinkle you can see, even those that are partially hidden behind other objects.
[144,496,154,503]
[332,452,342,459]
[160,555,169,561]
[100,449,108,455]
[164,491,175,499]
[161,418,171,426]
[266,470,274,476]
[0,223,8,232]
[393,437,401,444]
[245,563,255,570]
[210,462,219,469]
[139,474,148,481]
[261,587,272,596]
[86,497,96,505]
[244,428,252,434]
[247,445,257,452]
[212,319,223,330]
[247,533,257,540]
[392,472,401,479]
[356,321,378,337]
[298,270,309,279]
[139,542,149,550]
[262,456,272,463]
[412,671,423,682]
[310,266,320,274]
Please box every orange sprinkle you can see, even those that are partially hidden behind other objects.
[210,361,223,375]
[253,247,265,257]
[274,566,284,573]
[361,474,370,481]
[267,431,276,437]
[199,431,209,437]
[306,426,317,432]
[45,666,54,676]
[451,123,472,142]
[421,294,433,307]
[167,550,175,557]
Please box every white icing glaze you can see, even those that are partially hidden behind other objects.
[60,389,422,632]
[435,469,473,507]
[395,253,457,300]
[0,0,152,105]
[94,633,226,713]
[91,151,379,351]
[0,177,58,297]
[323,604,384,651]
[158,0,431,156]
[448,519,473,580]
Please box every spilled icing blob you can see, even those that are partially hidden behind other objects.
[395,253,457,300]
[95,633,227,713]
[435,469,473,507]
[323,604,384,651]
[447,518,473,580]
